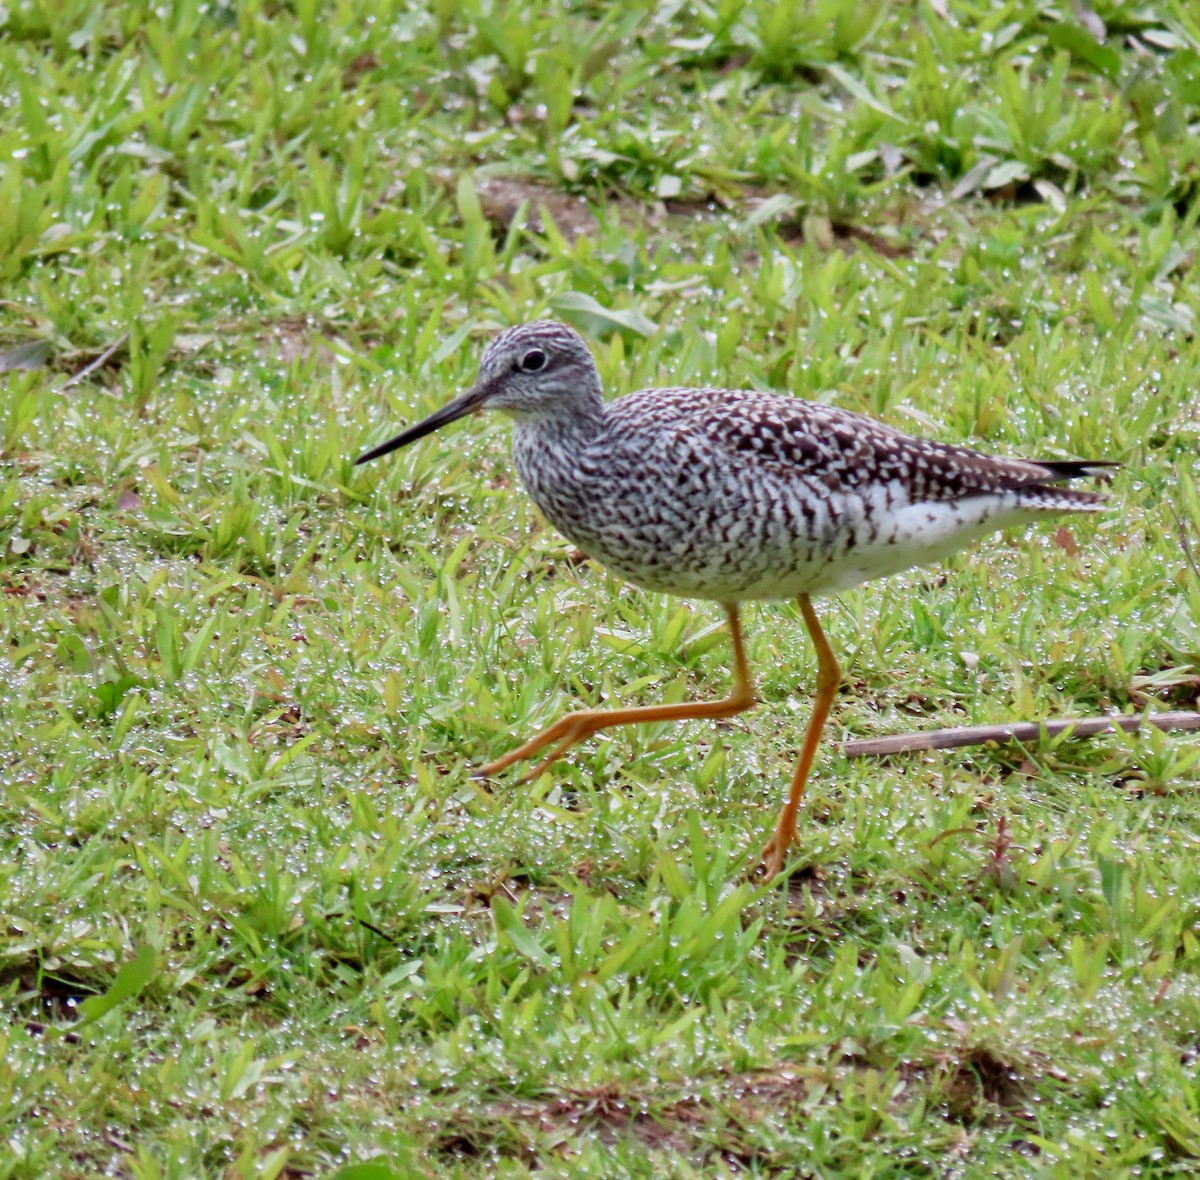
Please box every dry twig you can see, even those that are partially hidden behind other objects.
[840,711,1200,758]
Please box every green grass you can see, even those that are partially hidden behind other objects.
[3,0,1200,1176]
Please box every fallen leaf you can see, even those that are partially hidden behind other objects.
[1052,526,1080,556]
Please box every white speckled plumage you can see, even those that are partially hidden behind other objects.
[513,380,1105,602]
[356,319,1112,881]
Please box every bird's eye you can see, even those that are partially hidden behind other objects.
[519,349,547,373]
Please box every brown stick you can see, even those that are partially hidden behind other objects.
[58,332,130,391]
[840,711,1200,758]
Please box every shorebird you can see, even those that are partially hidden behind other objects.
[357,321,1111,880]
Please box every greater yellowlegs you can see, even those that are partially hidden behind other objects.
[357,321,1112,880]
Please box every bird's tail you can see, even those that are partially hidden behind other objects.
[1033,459,1120,482]
[1011,459,1116,512]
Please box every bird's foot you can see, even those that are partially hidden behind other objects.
[753,825,796,883]
[756,841,786,883]
[474,738,576,785]
[472,716,593,784]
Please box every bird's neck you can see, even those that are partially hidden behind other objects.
[508,404,607,507]
[509,399,606,450]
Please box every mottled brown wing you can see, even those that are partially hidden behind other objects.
[670,389,1111,504]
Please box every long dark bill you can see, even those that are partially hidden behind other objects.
[355,383,491,465]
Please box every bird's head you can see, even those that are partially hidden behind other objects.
[356,320,602,465]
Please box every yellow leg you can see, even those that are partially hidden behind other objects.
[476,605,756,783]
[758,593,840,881]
